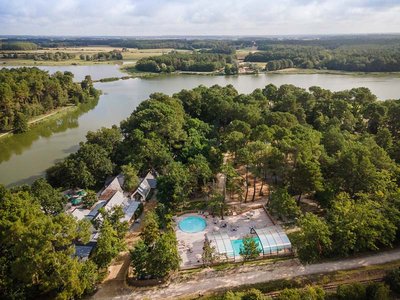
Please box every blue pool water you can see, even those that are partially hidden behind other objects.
[231,237,262,257]
[178,216,207,233]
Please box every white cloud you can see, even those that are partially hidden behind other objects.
[0,0,399,35]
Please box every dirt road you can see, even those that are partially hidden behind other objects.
[92,248,400,300]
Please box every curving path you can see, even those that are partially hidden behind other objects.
[93,248,400,300]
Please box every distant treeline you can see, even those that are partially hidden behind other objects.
[0,41,38,50]
[256,34,400,49]
[0,50,123,62]
[135,52,233,73]
[245,44,400,72]
[265,59,294,71]
[1,51,75,61]
[113,40,237,54]
[1,38,240,54]
[79,50,123,61]
[0,68,99,132]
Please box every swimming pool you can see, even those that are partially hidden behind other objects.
[178,216,207,233]
[231,237,262,257]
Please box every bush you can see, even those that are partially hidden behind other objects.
[242,288,270,300]
[277,288,301,300]
[366,282,390,300]
[385,268,400,293]
[269,187,301,221]
[222,289,271,300]
[336,283,366,300]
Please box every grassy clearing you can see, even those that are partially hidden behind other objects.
[236,48,257,61]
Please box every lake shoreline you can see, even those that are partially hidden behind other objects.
[122,66,400,78]
[1,64,399,187]
[4,61,400,78]
[268,68,400,77]
[0,105,78,140]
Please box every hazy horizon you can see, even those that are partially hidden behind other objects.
[1,0,400,36]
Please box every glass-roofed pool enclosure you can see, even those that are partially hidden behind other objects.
[206,225,292,261]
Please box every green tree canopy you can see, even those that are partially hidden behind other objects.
[293,213,332,263]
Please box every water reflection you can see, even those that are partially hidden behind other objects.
[0,98,98,164]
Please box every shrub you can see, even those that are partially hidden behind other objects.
[385,268,400,293]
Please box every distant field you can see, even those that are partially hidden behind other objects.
[0,47,191,66]
[236,48,257,61]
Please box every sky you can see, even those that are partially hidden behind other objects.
[1,0,400,36]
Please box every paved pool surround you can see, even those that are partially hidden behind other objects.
[175,208,274,268]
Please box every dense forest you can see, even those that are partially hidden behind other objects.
[0,181,128,299]
[135,52,234,73]
[0,51,76,61]
[2,79,400,297]
[46,83,400,261]
[0,68,99,132]
[0,41,38,50]
[79,50,123,61]
[245,44,400,72]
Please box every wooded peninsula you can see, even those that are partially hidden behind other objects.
[2,81,400,299]
[0,68,99,133]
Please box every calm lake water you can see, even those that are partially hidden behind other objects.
[1,65,399,186]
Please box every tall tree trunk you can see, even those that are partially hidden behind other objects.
[259,179,264,196]
[244,165,249,203]
[297,192,302,206]
[252,175,257,202]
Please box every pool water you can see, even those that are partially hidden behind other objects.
[231,237,262,257]
[178,216,207,233]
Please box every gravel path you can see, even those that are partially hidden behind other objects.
[93,248,400,300]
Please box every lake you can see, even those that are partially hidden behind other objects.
[1,65,399,186]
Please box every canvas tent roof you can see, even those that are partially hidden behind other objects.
[131,171,157,199]
[100,174,124,200]
[144,172,157,189]
[103,190,126,211]
[87,200,107,219]
[121,200,140,223]
[71,208,91,221]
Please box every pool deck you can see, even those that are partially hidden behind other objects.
[175,208,274,268]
